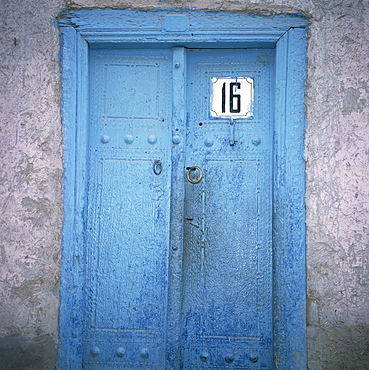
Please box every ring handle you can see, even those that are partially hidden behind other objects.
[153,160,162,175]
[186,166,203,184]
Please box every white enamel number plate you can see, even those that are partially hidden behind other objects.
[211,77,254,118]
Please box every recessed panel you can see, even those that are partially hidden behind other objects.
[92,158,167,331]
[105,64,159,119]
[201,159,260,337]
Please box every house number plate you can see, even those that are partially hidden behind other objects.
[211,77,254,118]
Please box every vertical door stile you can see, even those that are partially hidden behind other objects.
[166,47,187,369]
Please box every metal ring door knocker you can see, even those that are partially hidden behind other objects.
[153,160,162,175]
[186,166,203,184]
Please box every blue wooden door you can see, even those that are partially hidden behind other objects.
[181,49,273,368]
[85,49,172,369]
[85,47,273,369]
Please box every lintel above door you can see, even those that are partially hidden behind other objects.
[58,8,308,369]
[58,9,307,49]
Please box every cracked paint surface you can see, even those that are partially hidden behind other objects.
[0,0,368,368]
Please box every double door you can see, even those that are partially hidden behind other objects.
[84,47,274,369]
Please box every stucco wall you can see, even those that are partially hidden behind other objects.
[0,0,368,369]
[0,0,64,368]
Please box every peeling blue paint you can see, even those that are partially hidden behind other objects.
[58,9,307,369]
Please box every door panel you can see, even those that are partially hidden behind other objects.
[85,49,172,368]
[181,49,274,368]
[85,47,274,369]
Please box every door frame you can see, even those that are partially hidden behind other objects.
[58,9,308,369]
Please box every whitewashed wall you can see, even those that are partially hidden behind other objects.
[0,0,368,368]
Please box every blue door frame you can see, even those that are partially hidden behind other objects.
[58,9,308,369]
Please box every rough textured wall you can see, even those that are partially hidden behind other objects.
[0,0,63,368]
[0,0,368,369]
[303,1,369,368]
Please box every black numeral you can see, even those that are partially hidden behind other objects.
[230,82,241,113]
[222,82,226,113]
[221,81,241,114]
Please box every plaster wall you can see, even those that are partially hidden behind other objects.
[0,0,368,369]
